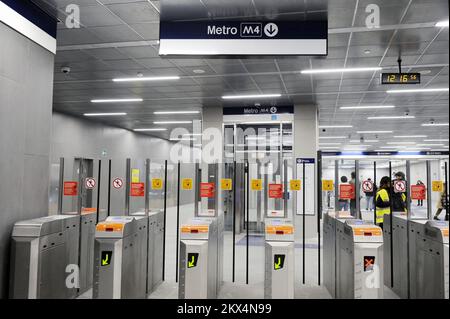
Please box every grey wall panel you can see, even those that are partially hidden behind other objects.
[0,23,54,299]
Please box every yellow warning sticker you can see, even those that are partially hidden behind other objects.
[432,180,444,192]
[290,180,301,191]
[322,180,334,191]
[152,178,163,190]
[131,169,140,183]
[251,179,262,191]
[221,178,232,191]
[182,178,193,190]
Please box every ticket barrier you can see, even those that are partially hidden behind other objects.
[9,215,80,299]
[179,216,222,299]
[338,219,384,299]
[131,210,164,295]
[323,211,354,298]
[93,216,148,299]
[416,220,449,299]
[264,219,294,299]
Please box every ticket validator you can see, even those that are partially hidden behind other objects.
[264,219,294,299]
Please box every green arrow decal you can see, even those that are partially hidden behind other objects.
[187,253,198,268]
[273,254,285,270]
[101,251,112,266]
[102,254,109,266]
[188,255,195,267]
[274,257,281,270]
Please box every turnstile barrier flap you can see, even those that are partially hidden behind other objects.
[12,215,79,237]
[424,220,449,244]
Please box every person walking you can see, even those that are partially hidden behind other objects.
[434,183,448,221]
[375,176,391,229]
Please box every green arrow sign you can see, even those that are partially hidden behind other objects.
[187,253,199,268]
[101,251,112,266]
[273,254,285,270]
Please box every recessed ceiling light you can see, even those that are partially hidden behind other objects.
[416,143,445,146]
[301,67,382,74]
[357,130,393,134]
[154,121,192,124]
[340,105,395,110]
[154,111,200,114]
[319,143,342,145]
[133,128,167,132]
[91,98,143,103]
[387,88,449,94]
[84,113,127,116]
[112,76,180,82]
[192,69,205,74]
[222,94,281,99]
[318,125,353,128]
[367,115,415,120]
[349,140,379,143]
[435,20,449,27]
[421,123,449,127]
[364,49,371,54]
[420,70,432,75]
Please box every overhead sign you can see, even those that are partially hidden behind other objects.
[432,181,444,192]
[296,158,315,164]
[322,180,334,191]
[112,178,123,189]
[394,180,406,193]
[182,178,193,190]
[221,179,232,191]
[269,184,283,199]
[159,20,328,56]
[101,251,112,266]
[85,178,96,189]
[274,254,285,270]
[411,185,426,200]
[381,73,420,85]
[251,179,262,191]
[200,183,215,198]
[339,184,355,200]
[322,151,449,156]
[223,105,293,115]
[152,178,163,190]
[131,182,145,197]
[64,181,78,196]
[362,180,374,193]
[290,180,301,191]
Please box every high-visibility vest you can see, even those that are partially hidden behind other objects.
[376,188,390,224]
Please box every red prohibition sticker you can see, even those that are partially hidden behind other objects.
[200,183,215,198]
[112,178,123,189]
[131,182,145,197]
[64,181,78,196]
[268,184,283,199]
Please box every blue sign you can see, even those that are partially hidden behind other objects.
[223,105,294,115]
[159,20,328,56]
[297,158,315,164]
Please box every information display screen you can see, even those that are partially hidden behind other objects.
[381,73,421,84]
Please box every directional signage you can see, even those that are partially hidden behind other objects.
[85,178,96,189]
[274,254,285,270]
[101,251,112,267]
[152,178,163,190]
[159,20,328,56]
[187,253,199,269]
[394,180,406,193]
[223,105,293,115]
[362,180,373,193]
[112,178,123,189]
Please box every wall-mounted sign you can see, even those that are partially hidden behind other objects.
[85,178,96,189]
[131,182,145,197]
[432,181,444,192]
[269,184,283,199]
[221,179,232,191]
[131,169,140,183]
[112,178,123,189]
[200,182,215,198]
[290,180,301,191]
[251,179,262,191]
[152,178,163,190]
[159,20,327,56]
[296,158,315,164]
[394,180,406,193]
[381,73,420,85]
[362,180,374,193]
[182,178,193,190]
[411,185,426,200]
[339,184,355,200]
[64,181,78,196]
[223,105,294,115]
[322,180,334,191]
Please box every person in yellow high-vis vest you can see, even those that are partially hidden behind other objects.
[375,176,391,229]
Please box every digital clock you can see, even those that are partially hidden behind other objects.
[381,73,421,84]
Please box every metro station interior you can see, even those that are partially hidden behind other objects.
[0,0,449,302]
